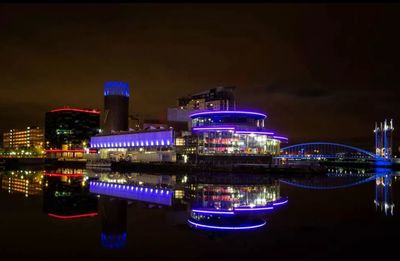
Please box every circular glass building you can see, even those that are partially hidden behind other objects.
[190,110,287,155]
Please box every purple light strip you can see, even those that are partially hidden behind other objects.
[190,110,267,119]
[273,135,289,140]
[192,127,236,131]
[272,199,288,206]
[192,209,235,215]
[187,219,267,230]
[236,130,275,135]
[234,206,274,211]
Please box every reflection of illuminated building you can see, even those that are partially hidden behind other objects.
[1,170,43,197]
[43,171,97,218]
[90,181,174,206]
[188,211,267,231]
[188,181,281,210]
[99,196,127,249]
[374,174,395,216]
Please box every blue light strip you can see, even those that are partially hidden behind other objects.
[272,199,288,206]
[192,127,236,131]
[192,209,235,215]
[234,206,274,212]
[187,219,267,230]
[89,181,173,206]
[190,110,267,119]
[273,135,288,141]
[236,130,275,135]
[90,130,174,149]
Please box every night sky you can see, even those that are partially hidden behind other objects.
[1,4,399,150]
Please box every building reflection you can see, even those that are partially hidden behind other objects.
[99,196,127,249]
[43,169,97,219]
[89,173,288,233]
[1,170,43,197]
[374,169,396,216]
[186,181,281,210]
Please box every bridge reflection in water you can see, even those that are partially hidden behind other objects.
[280,167,398,216]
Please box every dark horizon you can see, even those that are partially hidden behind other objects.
[1,4,399,150]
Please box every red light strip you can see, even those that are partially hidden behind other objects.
[43,173,84,177]
[48,213,98,219]
[49,108,100,114]
[45,149,85,153]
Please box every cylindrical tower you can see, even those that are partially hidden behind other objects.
[103,81,130,134]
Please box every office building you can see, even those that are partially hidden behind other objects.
[3,126,44,149]
[45,107,100,150]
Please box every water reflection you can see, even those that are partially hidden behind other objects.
[99,196,127,249]
[282,167,399,216]
[1,170,43,197]
[87,172,288,233]
[0,167,399,251]
[42,170,97,219]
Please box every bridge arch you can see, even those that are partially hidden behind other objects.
[279,142,379,160]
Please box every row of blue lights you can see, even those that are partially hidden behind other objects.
[104,81,130,97]
[91,130,174,149]
[90,181,173,206]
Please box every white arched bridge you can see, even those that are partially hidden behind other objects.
[277,142,385,161]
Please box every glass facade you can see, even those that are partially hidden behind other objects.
[190,111,285,156]
[197,131,280,155]
[45,108,100,149]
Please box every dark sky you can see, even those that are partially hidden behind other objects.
[1,4,399,149]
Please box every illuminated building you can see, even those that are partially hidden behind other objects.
[103,81,130,134]
[374,119,394,159]
[167,86,236,124]
[45,107,100,150]
[90,129,176,162]
[3,126,44,149]
[189,110,287,163]
[1,170,43,197]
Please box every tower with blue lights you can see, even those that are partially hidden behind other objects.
[103,81,130,134]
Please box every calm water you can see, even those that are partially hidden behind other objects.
[0,167,399,261]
